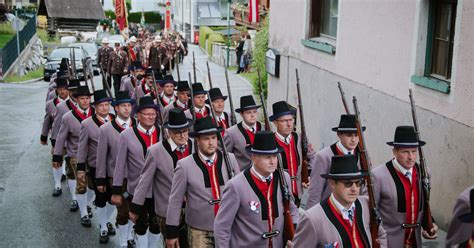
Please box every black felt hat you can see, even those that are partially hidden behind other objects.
[56,77,68,88]
[246,131,283,155]
[164,108,193,129]
[189,116,223,137]
[321,155,368,180]
[269,101,296,121]
[92,89,113,105]
[206,88,228,104]
[68,79,81,90]
[459,189,474,223]
[332,114,365,133]
[191,83,207,95]
[387,126,426,147]
[159,75,177,87]
[135,96,159,112]
[145,68,154,76]
[59,58,69,72]
[176,81,190,92]
[235,95,261,113]
[112,91,135,106]
[73,86,93,98]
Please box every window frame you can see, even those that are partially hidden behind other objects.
[303,0,338,54]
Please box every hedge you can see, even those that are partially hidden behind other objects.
[251,18,269,98]
[199,26,213,49]
[103,11,162,24]
[207,33,225,55]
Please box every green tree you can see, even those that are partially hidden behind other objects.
[251,18,268,98]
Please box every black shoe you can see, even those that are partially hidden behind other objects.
[52,187,62,197]
[87,206,93,218]
[61,174,66,182]
[81,215,91,227]
[70,200,79,212]
[99,230,109,244]
[106,222,116,236]
[127,240,136,248]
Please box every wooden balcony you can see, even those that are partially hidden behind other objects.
[232,5,267,30]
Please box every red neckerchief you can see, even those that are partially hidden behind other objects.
[275,134,299,197]
[328,197,365,248]
[129,46,137,61]
[195,106,208,119]
[395,167,419,246]
[74,107,93,121]
[204,157,221,216]
[137,127,159,148]
[250,172,276,247]
[174,145,190,160]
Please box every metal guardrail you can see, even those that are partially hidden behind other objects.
[1,15,37,76]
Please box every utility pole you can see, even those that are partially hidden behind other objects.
[15,2,21,76]
[226,0,231,68]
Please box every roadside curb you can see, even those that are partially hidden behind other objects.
[1,77,44,84]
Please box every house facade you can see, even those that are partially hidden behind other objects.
[267,0,473,229]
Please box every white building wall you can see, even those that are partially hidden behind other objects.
[268,0,473,229]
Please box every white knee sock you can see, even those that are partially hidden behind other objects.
[76,193,88,217]
[87,189,95,205]
[148,233,161,248]
[97,207,108,232]
[106,202,116,220]
[53,167,63,188]
[67,179,77,200]
[128,220,135,241]
[136,232,148,248]
[118,223,130,247]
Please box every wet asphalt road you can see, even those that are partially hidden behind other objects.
[0,45,253,248]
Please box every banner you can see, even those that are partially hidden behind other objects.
[249,0,259,23]
[115,0,128,31]
[165,0,171,31]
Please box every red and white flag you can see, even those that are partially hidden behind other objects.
[248,0,259,23]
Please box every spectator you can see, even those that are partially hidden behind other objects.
[235,35,245,74]
[242,34,252,73]
[0,4,16,23]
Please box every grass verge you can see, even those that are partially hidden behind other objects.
[3,65,44,83]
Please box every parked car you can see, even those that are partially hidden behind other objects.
[69,43,99,75]
[43,47,90,81]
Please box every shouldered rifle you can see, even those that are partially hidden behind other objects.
[257,69,271,131]
[99,64,113,97]
[151,71,166,139]
[206,91,235,179]
[262,101,295,243]
[192,51,197,84]
[337,82,351,114]
[206,61,213,89]
[83,58,95,92]
[224,60,237,126]
[188,72,197,121]
[352,96,381,248]
[295,69,309,184]
[175,52,181,81]
[409,89,434,235]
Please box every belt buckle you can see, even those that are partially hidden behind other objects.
[401,223,420,228]
[261,230,280,239]
[290,176,299,180]
[208,199,221,205]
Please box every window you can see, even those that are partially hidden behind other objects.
[308,0,339,39]
[428,0,457,81]
[304,0,338,54]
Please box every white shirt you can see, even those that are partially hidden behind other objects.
[138,123,155,135]
[198,151,217,166]
[215,113,226,122]
[393,158,413,183]
[168,137,187,152]
[96,114,110,123]
[242,121,257,133]
[58,96,69,102]
[116,116,131,128]
[161,93,175,104]
[251,165,272,183]
[336,141,354,155]
[195,106,206,114]
[78,107,90,115]
[275,132,291,144]
[176,99,187,109]
[330,193,356,225]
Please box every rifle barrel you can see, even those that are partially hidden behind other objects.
[224,62,237,126]
[188,72,197,121]
[295,68,309,184]
[337,82,350,114]
[257,69,270,131]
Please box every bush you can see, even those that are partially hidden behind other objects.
[104,10,116,20]
[207,33,225,55]
[251,18,268,98]
[128,12,162,24]
[0,22,15,36]
[198,26,213,49]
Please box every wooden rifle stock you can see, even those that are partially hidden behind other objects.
[352,97,381,248]
[224,61,237,126]
[262,101,295,243]
[99,64,113,97]
[337,82,351,114]
[295,69,309,184]
[151,71,166,139]
[408,89,434,235]
[206,91,235,179]
[257,69,270,131]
